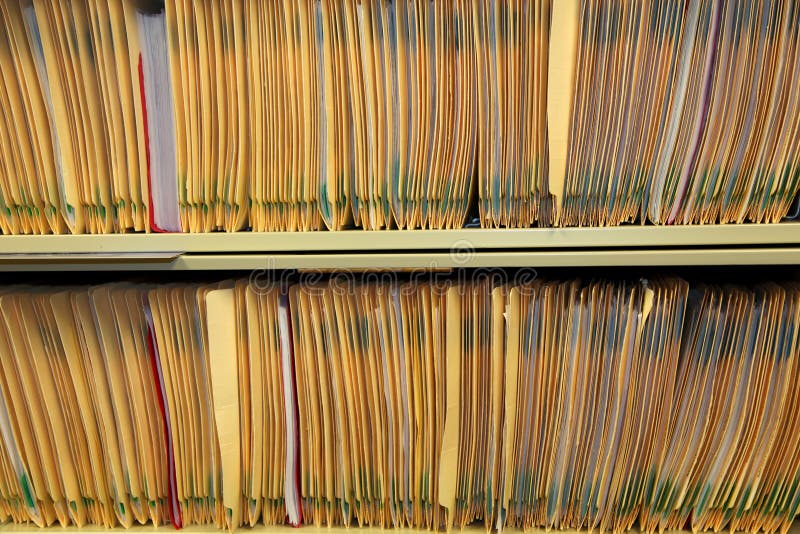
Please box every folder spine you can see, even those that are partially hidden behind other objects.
[145,308,182,529]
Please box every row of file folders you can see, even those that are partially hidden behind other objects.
[1,0,799,234]
[0,276,798,533]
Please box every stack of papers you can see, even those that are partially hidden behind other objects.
[0,283,300,530]
[0,0,799,233]
[145,282,301,530]
[0,275,800,532]
[160,1,250,232]
[560,0,800,226]
[0,286,167,527]
[154,0,553,231]
[0,277,798,531]
[242,0,492,231]
[475,2,553,228]
[284,276,800,533]
[0,0,149,234]
[289,279,449,527]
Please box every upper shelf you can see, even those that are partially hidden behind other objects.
[0,224,798,270]
[0,224,799,253]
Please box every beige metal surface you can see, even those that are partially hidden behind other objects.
[0,248,798,271]
[0,224,798,254]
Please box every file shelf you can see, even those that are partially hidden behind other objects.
[0,224,799,270]
[1,0,799,530]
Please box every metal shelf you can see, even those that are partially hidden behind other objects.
[0,224,798,253]
[0,248,798,271]
[0,225,798,270]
